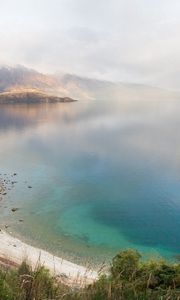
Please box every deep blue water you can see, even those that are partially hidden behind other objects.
[0,99,180,264]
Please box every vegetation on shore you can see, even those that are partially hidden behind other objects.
[0,89,76,104]
[0,250,180,300]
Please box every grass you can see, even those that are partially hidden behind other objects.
[0,250,180,299]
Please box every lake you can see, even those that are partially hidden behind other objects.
[0,99,180,265]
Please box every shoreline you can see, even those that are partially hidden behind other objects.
[0,230,98,286]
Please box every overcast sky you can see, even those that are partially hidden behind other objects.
[0,0,180,89]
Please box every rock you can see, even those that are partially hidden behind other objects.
[58,273,68,279]
[11,208,19,212]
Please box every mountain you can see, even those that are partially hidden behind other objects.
[0,65,179,101]
[0,66,57,91]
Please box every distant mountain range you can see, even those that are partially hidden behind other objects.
[0,65,179,101]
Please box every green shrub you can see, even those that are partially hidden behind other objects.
[0,251,180,300]
[111,249,141,280]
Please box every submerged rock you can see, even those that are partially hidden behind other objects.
[11,208,19,212]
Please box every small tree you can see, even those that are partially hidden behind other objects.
[111,249,141,280]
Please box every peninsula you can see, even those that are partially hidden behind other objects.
[0,89,77,104]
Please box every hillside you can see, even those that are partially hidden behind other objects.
[0,89,76,104]
[0,65,179,101]
[0,66,58,92]
[0,250,180,299]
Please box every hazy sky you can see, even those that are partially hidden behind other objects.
[1,0,180,89]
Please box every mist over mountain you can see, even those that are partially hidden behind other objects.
[0,65,179,101]
[0,66,58,93]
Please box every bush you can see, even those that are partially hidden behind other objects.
[0,251,180,300]
[111,249,141,280]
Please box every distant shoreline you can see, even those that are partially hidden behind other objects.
[0,90,77,104]
[0,230,97,286]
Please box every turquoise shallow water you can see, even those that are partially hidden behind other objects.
[0,99,180,264]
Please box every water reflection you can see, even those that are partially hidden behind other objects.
[0,99,180,261]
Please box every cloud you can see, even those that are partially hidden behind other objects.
[0,0,180,89]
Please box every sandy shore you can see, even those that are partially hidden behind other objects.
[0,230,98,286]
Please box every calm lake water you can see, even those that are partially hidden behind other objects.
[0,99,180,264]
